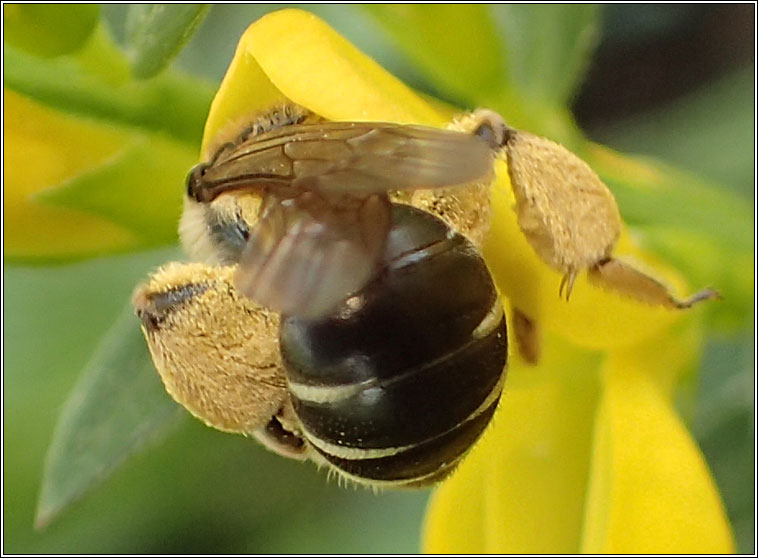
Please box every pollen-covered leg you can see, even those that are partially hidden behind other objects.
[459,109,623,287]
[132,262,288,435]
[506,129,622,279]
[588,257,720,309]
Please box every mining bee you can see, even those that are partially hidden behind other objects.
[133,103,717,487]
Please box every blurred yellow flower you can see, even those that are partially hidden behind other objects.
[3,88,137,259]
[201,8,734,554]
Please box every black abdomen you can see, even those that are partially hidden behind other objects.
[280,205,507,486]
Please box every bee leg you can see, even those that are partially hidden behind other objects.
[512,307,541,365]
[252,397,311,461]
[133,262,288,435]
[588,257,720,309]
[558,270,578,301]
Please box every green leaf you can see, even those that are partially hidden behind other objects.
[36,304,182,528]
[361,5,510,109]
[3,87,197,263]
[363,5,600,142]
[590,149,752,254]
[4,25,212,262]
[579,69,753,333]
[4,37,214,145]
[590,69,755,199]
[3,4,100,57]
[634,226,754,333]
[34,135,196,248]
[694,335,755,553]
[126,4,211,79]
[490,5,600,108]
[586,146,753,332]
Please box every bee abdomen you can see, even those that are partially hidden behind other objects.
[280,205,507,486]
[312,391,501,486]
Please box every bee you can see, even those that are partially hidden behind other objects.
[133,103,717,488]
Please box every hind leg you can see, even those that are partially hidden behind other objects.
[588,258,720,309]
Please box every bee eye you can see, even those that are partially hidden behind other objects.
[207,209,250,264]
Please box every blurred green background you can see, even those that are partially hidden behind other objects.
[3,4,754,553]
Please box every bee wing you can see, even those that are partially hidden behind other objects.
[197,122,494,201]
[207,122,494,319]
[287,123,495,194]
[234,191,391,319]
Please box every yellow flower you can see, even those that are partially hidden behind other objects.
[4,19,206,263]
[3,88,137,259]
[3,83,198,261]
[202,8,734,553]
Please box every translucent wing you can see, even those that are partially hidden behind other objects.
[193,121,494,319]
[193,121,494,201]
[234,191,391,319]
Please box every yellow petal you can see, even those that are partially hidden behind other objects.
[246,9,447,124]
[3,89,136,259]
[423,433,488,553]
[581,351,735,553]
[483,158,692,350]
[201,8,448,158]
[203,7,699,356]
[424,334,601,553]
[200,34,286,159]
[613,313,704,397]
